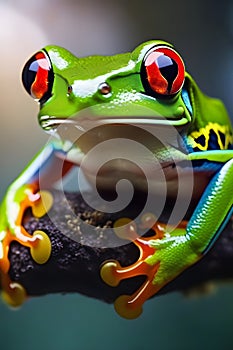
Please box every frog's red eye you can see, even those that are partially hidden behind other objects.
[141,46,185,97]
[22,50,54,103]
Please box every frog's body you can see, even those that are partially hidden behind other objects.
[0,40,232,317]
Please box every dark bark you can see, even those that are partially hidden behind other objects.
[8,190,233,304]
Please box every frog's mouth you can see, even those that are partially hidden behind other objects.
[40,114,190,131]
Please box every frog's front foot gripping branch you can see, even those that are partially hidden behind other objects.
[0,184,53,307]
[100,217,194,319]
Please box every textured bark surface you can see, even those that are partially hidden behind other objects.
[8,190,233,304]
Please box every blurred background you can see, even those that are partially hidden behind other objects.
[1,0,233,349]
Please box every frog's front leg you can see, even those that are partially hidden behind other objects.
[101,158,233,319]
[0,142,73,307]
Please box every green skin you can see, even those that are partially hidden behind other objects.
[0,40,233,311]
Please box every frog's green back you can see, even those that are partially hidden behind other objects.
[185,73,233,151]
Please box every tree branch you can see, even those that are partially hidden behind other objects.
[8,190,233,304]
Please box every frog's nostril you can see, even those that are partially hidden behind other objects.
[98,82,112,96]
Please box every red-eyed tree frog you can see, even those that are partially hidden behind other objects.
[0,40,232,318]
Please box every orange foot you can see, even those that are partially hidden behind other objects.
[0,185,53,307]
[100,214,188,319]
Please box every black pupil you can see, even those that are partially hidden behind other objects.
[157,55,178,92]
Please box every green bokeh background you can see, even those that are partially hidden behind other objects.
[1,0,233,349]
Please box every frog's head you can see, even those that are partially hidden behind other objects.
[21,41,232,202]
[21,41,213,198]
[22,40,194,132]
